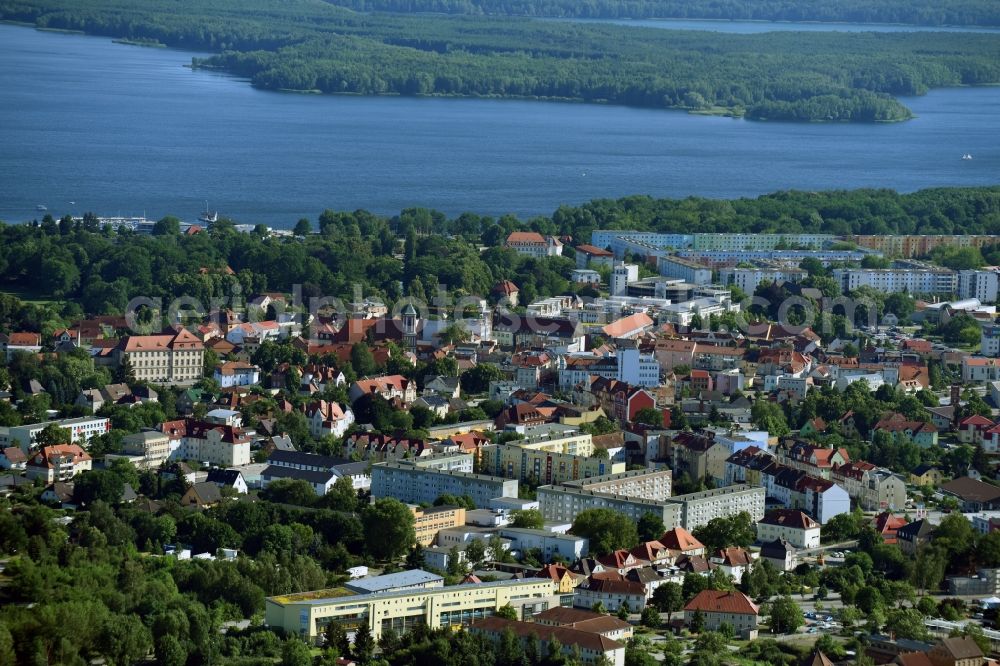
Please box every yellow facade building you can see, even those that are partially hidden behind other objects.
[479,443,624,485]
[265,579,561,640]
[411,505,466,546]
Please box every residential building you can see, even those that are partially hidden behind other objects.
[370,462,518,508]
[963,357,1000,383]
[873,413,938,448]
[573,578,646,613]
[500,527,589,560]
[261,465,338,495]
[213,361,261,387]
[411,505,467,546]
[25,444,93,483]
[849,234,1000,259]
[831,267,957,296]
[505,231,562,258]
[537,483,764,531]
[264,578,560,639]
[0,331,42,360]
[112,329,204,385]
[759,538,797,572]
[560,468,673,502]
[831,462,907,512]
[982,325,1000,358]
[710,547,755,583]
[206,468,249,494]
[479,443,624,485]
[4,416,110,451]
[571,269,602,285]
[668,431,730,486]
[117,431,171,469]
[657,256,713,285]
[719,265,807,294]
[470,617,625,666]
[608,263,639,297]
[163,419,252,467]
[959,268,1000,304]
[897,519,935,556]
[493,315,586,354]
[615,338,661,386]
[348,375,417,406]
[304,399,355,439]
[926,636,984,666]
[756,509,821,550]
[531,606,634,642]
[574,244,615,269]
[659,294,740,327]
[683,590,760,639]
[0,446,27,470]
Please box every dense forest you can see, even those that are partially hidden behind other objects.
[320,0,1000,26]
[2,187,1000,329]
[2,0,1000,121]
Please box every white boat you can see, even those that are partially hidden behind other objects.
[36,204,47,212]
[962,154,973,160]
[198,200,218,223]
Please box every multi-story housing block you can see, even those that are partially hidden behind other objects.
[832,267,958,295]
[479,444,624,485]
[560,469,672,502]
[370,462,517,508]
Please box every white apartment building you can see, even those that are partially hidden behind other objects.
[657,256,713,285]
[983,325,1000,358]
[755,509,821,549]
[3,416,110,451]
[832,268,958,295]
[959,269,1000,304]
[659,295,740,327]
[560,468,673,502]
[610,263,639,297]
[370,462,518,508]
[719,266,807,294]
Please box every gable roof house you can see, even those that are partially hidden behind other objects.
[684,590,760,639]
[25,444,93,483]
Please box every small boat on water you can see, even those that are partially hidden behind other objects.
[199,201,218,224]
[962,153,973,160]
[36,204,47,212]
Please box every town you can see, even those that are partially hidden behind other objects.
[7,215,1000,666]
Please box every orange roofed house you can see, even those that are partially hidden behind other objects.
[684,590,760,639]
[1,332,42,360]
[505,231,562,258]
[348,375,417,406]
[26,444,93,483]
[112,329,204,385]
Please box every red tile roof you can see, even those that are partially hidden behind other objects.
[659,526,704,553]
[684,590,759,616]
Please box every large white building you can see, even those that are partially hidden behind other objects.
[719,266,807,294]
[960,269,1000,304]
[983,325,1000,358]
[657,256,713,285]
[2,416,111,451]
[832,267,958,295]
[610,263,639,297]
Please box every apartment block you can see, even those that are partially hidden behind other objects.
[514,424,595,456]
[560,469,673,502]
[849,234,1000,259]
[959,269,1000,304]
[831,267,958,295]
[370,461,517,508]
[537,484,682,528]
[719,265,807,294]
[265,578,560,640]
[479,444,624,485]
[3,416,111,451]
[671,485,766,531]
[411,504,467,546]
[657,256,713,285]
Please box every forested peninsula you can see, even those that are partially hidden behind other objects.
[322,0,1000,27]
[2,0,1000,121]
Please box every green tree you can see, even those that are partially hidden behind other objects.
[281,638,313,666]
[496,603,518,620]
[652,582,685,620]
[73,470,125,505]
[510,509,545,529]
[768,596,804,634]
[751,401,789,437]
[640,606,661,629]
[460,364,504,394]
[293,218,311,236]
[692,512,755,552]
[352,622,375,663]
[633,408,663,427]
[570,508,639,555]
[152,215,181,235]
[362,498,416,561]
[637,512,665,542]
[35,423,72,447]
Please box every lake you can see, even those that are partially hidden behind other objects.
[1,23,998,226]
